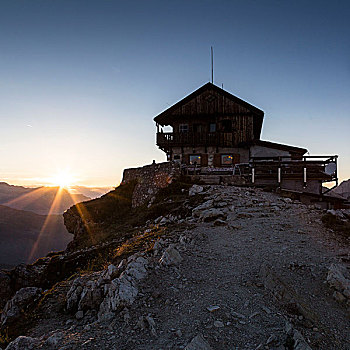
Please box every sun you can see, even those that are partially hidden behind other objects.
[49,170,75,189]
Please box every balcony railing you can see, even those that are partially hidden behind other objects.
[180,156,338,184]
[156,132,241,149]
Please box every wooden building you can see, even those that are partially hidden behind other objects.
[155,82,306,166]
[154,82,338,194]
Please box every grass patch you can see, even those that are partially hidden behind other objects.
[67,180,137,225]
[0,328,9,347]
[112,227,166,262]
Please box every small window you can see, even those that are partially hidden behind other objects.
[190,154,201,165]
[179,124,189,133]
[209,123,216,132]
[221,154,233,165]
[173,154,181,163]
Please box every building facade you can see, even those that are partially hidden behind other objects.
[154,82,307,166]
[154,82,338,195]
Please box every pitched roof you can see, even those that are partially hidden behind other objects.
[154,82,264,124]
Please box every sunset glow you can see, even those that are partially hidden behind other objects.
[49,170,76,189]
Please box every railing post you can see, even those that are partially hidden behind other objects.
[252,167,255,183]
[278,167,281,184]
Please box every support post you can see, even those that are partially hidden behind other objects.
[278,167,281,183]
[252,168,255,184]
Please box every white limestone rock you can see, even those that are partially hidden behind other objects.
[66,278,84,311]
[103,264,118,280]
[124,256,148,281]
[45,331,64,347]
[200,208,227,222]
[98,255,148,321]
[185,334,213,350]
[192,200,214,217]
[159,245,182,266]
[327,263,350,298]
[78,280,103,311]
[189,184,204,196]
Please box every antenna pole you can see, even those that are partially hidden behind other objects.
[211,46,214,83]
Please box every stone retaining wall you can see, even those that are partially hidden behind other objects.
[122,162,181,207]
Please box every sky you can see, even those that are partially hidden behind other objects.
[0,0,349,187]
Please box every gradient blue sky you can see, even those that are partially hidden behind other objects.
[0,0,349,186]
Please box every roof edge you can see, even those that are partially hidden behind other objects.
[154,82,264,123]
[252,140,308,154]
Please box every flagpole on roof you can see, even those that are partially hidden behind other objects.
[211,46,214,84]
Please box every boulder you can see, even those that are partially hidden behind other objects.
[192,200,214,217]
[159,245,182,266]
[66,278,84,312]
[200,208,227,222]
[97,255,148,321]
[327,264,350,298]
[104,264,118,280]
[327,264,350,305]
[98,275,138,321]
[1,287,42,327]
[185,334,213,350]
[5,336,39,350]
[189,185,204,196]
[78,280,103,311]
[293,329,313,350]
[45,331,64,347]
[124,256,148,281]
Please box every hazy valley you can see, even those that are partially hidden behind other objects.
[0,205,71,268]
[0,182,112,268]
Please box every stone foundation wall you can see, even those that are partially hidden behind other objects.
[122,162,181,207]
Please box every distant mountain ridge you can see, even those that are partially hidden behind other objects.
[0,182,91,215]
[331,179,350,200]
[69,185,114,199]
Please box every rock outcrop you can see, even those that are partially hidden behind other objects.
[1,287,42,328]
[122,162,181,207]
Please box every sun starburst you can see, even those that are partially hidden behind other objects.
[49,169,76,189]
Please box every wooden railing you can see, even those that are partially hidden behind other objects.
[180,155,338,186]
[248,155,338,185]
[156,132,242,149]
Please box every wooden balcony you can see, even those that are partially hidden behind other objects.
[249,156,338,185]
[180,155,338,185]
[156,132,242,150]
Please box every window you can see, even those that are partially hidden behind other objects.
[209,123,216,132]
[173,154,181,163]
[190,154,201,165]
[221,154,233,165]
[179,124,189,133]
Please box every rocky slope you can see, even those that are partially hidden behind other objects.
[1,181,350,350]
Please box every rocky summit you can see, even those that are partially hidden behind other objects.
[1,181,350,350]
